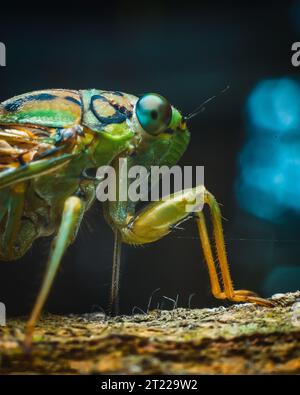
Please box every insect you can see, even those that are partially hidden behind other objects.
[0,89,275,348]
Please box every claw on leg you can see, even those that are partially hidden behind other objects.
[228,294,276,307]
[232,290,259,297]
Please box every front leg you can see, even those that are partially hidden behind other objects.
[108,185,274,308]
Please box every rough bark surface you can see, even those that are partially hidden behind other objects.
[1,292,300,374]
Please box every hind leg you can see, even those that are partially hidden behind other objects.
[24,195,85,349]
[197,190,274,306]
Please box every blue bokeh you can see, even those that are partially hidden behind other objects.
[236,78,300,222]
[247,78,300,134]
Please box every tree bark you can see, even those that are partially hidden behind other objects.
[1,291,300,374]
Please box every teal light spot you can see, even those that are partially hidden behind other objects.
[236,78,300,222]
[247,78,300,134]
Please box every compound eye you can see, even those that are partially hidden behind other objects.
[135,93,172,135]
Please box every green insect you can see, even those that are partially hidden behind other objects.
[0,89,274,348]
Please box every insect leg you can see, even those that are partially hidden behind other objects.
[0,153,76,190]
[109,229,122,316]
[108,185,274,308]
[1,182,25,258]
[200,190,275,307]
[24,195,86,350]
[196,211,224,299]
[197,205,264,300]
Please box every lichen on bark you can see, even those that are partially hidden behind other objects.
[1,291,300,374]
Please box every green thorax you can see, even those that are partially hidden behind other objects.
[105,120,191,228]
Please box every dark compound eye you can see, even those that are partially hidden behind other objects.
[136,93,172,135]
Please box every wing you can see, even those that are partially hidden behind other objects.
[0,151,77,190]
[0,124,77,171]
[0,127,48,168]
[0,89,82,128]
[0,125,80,190]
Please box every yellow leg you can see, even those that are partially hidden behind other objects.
[111,185,274,308]
[197,195,274,307]
[196,212,223,299]
[24,196,85,350]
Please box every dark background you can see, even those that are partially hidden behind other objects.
[0,0,299,316]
